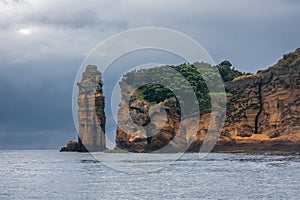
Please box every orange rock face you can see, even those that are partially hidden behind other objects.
[189,48,300,152]
[61,65,106,152]
[77,65,106,152]
[116,48,300,153]
[115,80,187,152]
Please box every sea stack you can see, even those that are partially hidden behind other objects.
[77,65,106,152]
[61,65,106,152]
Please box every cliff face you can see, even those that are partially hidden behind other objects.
[77,65,106,152]
[116,82,185,152]
[116,48,300,153]
[189,48,300,152]
[61,65,106,152]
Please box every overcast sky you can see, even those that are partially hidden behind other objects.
[0,0,299,149]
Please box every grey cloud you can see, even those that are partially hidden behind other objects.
[20,8,128,30]
[0,0,24,5]
[0,0,299,149]
[0,60,77,149]
[0,130,74,150]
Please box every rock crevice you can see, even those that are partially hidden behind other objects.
[254,79,263,134]
[116,48,300,153]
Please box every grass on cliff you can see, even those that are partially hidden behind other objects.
[122,61,246,115]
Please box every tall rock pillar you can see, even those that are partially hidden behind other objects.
[77,65,106,152]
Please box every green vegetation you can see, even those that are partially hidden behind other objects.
[121,61,246,114]
[217,60,245,82]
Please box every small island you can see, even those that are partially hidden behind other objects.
[62,48,300,153]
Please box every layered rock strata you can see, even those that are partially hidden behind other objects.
[61,65,106,152]
[115,81,184,153]
[116,48,300,153]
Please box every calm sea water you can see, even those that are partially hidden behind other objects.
[0,150,299,199]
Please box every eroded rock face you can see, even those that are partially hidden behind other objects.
[115,82,184,152]
[116,48,300,153]
[189,48,300,152]
[77,65,106,152]
[61,65,106,152]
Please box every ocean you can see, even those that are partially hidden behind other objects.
[0,150,299,199]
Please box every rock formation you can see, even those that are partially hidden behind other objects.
[115,80,188,153]
[60,65,106,152]
[116,48,300,153]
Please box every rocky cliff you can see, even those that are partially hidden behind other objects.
[209,48,300,152]
[115,82,185,153]
[61,65,106,152]
[116,48,300,153]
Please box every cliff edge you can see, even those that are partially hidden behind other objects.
[116,48,300,153]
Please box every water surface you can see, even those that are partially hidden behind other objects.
[0,150,299,199]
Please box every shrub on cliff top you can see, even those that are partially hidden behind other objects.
[121,61,246,114]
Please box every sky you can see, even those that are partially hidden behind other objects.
[0,0,299,149]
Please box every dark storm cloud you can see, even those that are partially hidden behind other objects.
[0,0,299,149]
[0,59,79,149]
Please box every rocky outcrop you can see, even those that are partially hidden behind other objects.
[189,48,300,152]
[61,65,106,152]
[60,141,79,152]
[116,48,300,153]
[115,82,185,152]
